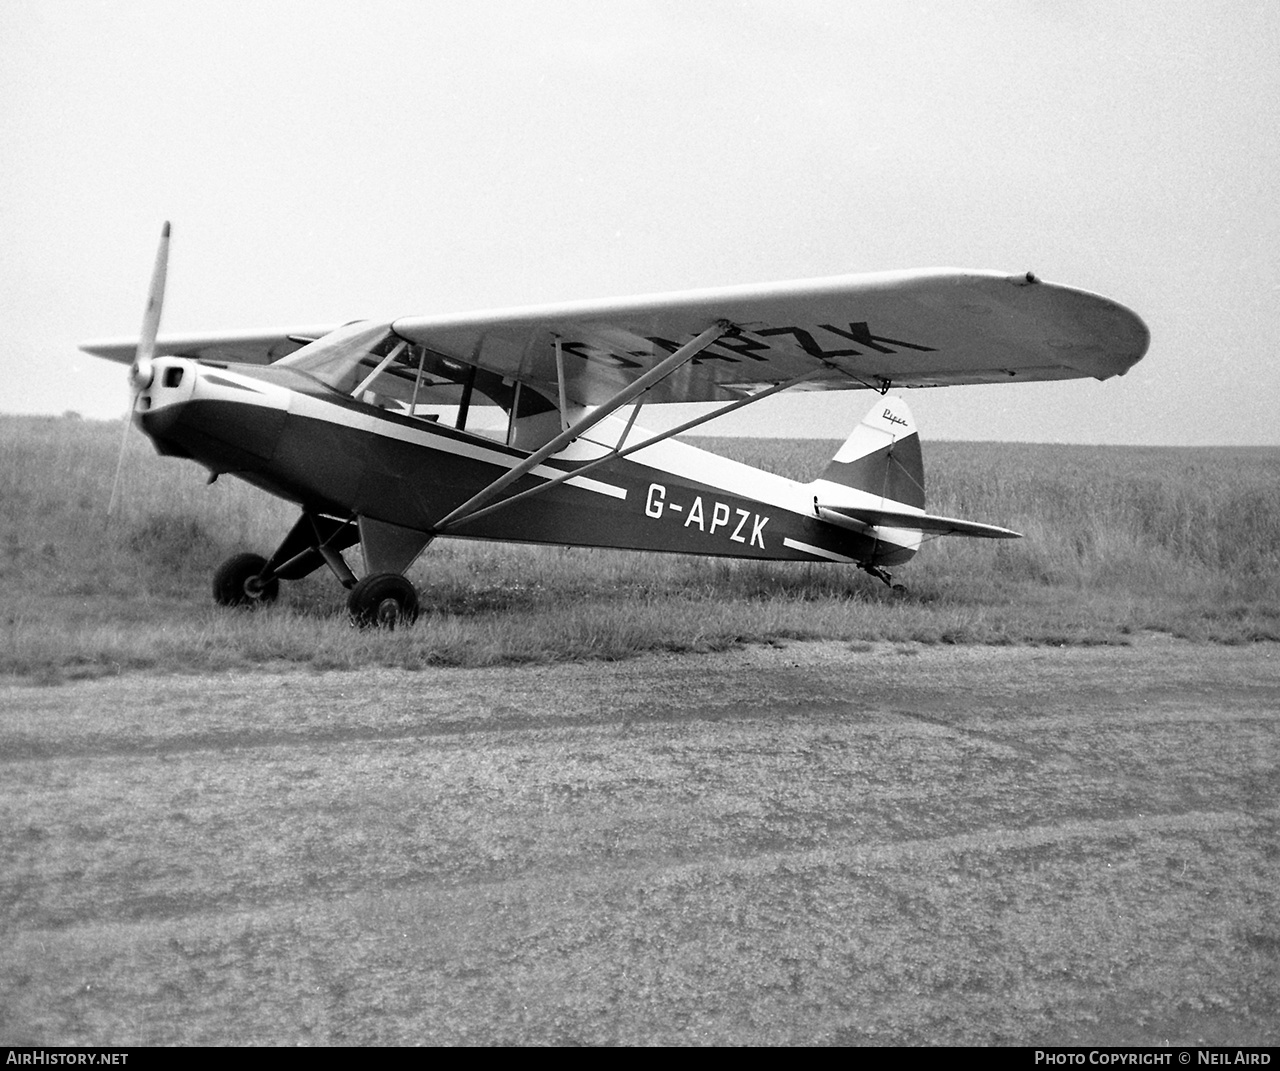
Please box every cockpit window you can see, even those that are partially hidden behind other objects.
[277,320,559,434]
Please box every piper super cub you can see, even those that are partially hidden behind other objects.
[82,224,1149,626]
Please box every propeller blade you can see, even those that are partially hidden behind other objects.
[105,393,133,520]
[131,220,171,391]
[108,221,171,520]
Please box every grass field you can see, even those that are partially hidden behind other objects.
[2,414,1279,681]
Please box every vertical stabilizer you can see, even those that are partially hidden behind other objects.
[815,396,925,510]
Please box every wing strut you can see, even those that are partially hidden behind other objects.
[555,337,570,432]
[456,364,477,431]
[434,321,732,531]
[444,367,826,529]
[407,344,428,414]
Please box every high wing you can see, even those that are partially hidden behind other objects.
[390,269,1149,405]
[80,269,1149,406]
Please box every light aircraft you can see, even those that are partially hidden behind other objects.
[83,224,1149,626]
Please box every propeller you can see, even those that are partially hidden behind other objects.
[107,221,171,520]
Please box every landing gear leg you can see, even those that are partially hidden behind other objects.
[261,512,360,588]
[211,512,360,610]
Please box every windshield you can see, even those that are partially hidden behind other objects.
[277,320,402,395]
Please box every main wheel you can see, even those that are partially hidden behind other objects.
[213,552,280,607]
[348,572,419,628]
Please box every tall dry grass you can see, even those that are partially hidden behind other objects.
[2,416,1277,680]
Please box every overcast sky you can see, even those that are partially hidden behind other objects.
[3,0,1276,443]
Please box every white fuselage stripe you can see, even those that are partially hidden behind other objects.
[782,537,857,563]
[582,413,816,514]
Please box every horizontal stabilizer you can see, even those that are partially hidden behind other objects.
[817,504,1021,540]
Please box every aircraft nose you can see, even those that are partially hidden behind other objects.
[135,357,196,441]
[138,360,290,469]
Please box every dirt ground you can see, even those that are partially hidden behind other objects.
[1,636,1277,1046]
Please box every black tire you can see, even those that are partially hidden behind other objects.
[213,552,280,608]
[348,572,419,628]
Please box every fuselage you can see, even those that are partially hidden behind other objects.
[135,356,920,568]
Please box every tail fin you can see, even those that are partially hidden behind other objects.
[812,396,1022,542]
[817,396,924,510]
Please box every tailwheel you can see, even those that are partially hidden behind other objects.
[213,552,280,608]
[860,563,907,595]
[348,573,419,629]
[861,563,896,589]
